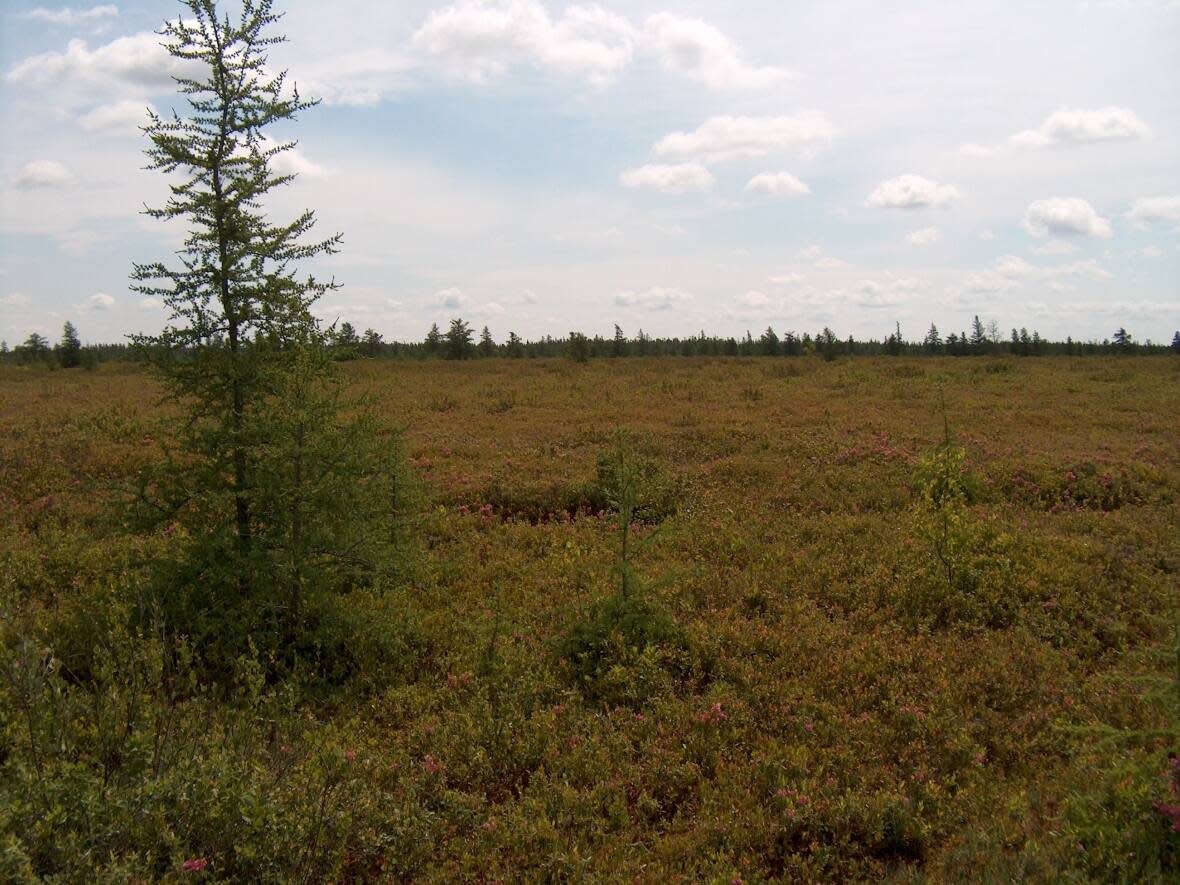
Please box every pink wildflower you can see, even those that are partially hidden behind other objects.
[695,702,728,725]
[182,858,208,872]
[344,750,357,763]
[423,754,443,774]
[1154,802,1180,832]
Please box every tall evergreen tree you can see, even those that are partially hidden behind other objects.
[506,331,524,358]
[818,327,838,361]
[361,327,383,357]
[478,325,495,357]
[57,321,82,368]
[969,315,987,353]
[424,322,442,355]
[612,324,627,357]
[130,0,403,664]
[924,324,943,354]
[567,331,590,362]
[759,326,780,356]
[133,0,340,566]
[444,318,474,359]
[19,332,50,363]
[335,321,359,346]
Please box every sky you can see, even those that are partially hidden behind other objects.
[1,0,1178,347]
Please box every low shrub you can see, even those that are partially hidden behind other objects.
[559,593,686,708]
[1003,460,1153,512]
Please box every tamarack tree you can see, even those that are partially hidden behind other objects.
[133,0,405,670]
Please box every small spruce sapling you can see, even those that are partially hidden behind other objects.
[561,431,682,706]
[909,385,998,626]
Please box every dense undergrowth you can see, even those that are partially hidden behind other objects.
[1,356,1178,881]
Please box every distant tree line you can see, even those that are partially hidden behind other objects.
[0,322,136,369]
[4,316,1179,367]
[338,316,1180,361]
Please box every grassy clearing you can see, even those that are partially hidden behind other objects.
[2,356,1179,881]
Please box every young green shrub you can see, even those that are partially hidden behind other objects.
[560,432,686,707]
[593,440,683,525]
[903,401,1019,628]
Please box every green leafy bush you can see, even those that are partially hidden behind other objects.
[560,593,685,707]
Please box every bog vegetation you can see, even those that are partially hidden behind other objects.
[3,352,1180,881]
[2,1,1180,882]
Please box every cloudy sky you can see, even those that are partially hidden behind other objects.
[1,0,1178,346]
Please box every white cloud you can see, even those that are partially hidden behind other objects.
[641,13,788,90]
[853,277,918,308]
[736,289,771,308]
[1009,106,1149,148]
[1140,245,1163,258]
[814,256,849,270]
[6,32,190,94]
[260,136,330,178]
[906,227,940,246]
[745,171,809,197]
[86,292,115,310]
[1126,195,1180,224]
[993,255,1037,278]
[866,174,961,209]
[620,162,714,194]
[295,49,415,107]
[139,297,162,309]
[432,287,468,309]
[962,106,1149,156]
[768,272,804,284]
[77,98,153,135]
[958,143,999,159]
[14,160,74,189]
[22,5,118,26]
[473,301,505,316]
[1023,197,1113,238]
[1031,239,1078,256]
[1,293,32,307]
[1050,259,1112,279]
[614,286,691,309]
[955,254,1113,299]
[412,0,635,87]
[960,270,1017,296]
[795,245,822,260]
[653,113,834,164]
[409,3,787,92]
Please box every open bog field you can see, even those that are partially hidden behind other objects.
[2,355,1179,881]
